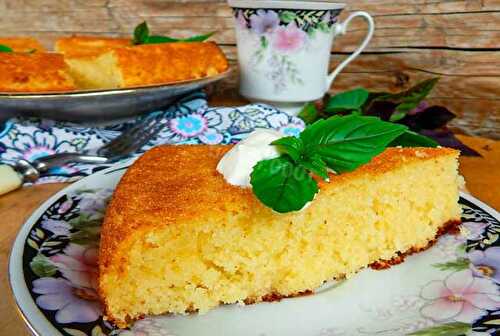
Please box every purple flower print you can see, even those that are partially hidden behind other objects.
[272,22,307,54]
[33,277,101,324]
[266,112,305,137]
[420,269,500,323]
[117,318,177,336]
[50,244,99,290]
[236,10,247,30]
[468,247,500,284]
[58,199,74,214]
[199,130,224,145]
[41,219,71,236]
[78,189,113,216]
[250,9,280,35]
[461,221,488,240]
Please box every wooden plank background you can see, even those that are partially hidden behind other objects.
[0,0,499,138]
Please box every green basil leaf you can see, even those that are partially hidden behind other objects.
[141,32,215,45]
[0,44,13,53]
[280,11,297,23]
[300,154,329,181]
[390,130,438,148]
[272,136,304,162]
[145,35,179,44]
[300,115,407,173]
[250,157,318,213]
[298,102,321,125]
[133,21,150,45]
[182,31,215,42]
[325,88,369,114]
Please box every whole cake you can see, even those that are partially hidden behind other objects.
[99,144,461,327]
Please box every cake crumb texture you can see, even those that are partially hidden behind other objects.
[99,146,462,327]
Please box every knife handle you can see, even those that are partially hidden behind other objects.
[0,165,23,196]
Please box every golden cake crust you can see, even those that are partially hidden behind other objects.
[55,36,131,57]
[99,146,458,273]
[112,42,229,86]
[0,37,46,52]
[0,52,76,92]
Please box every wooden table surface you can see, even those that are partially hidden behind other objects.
[1,134,498,336]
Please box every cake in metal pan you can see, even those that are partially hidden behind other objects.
[0,52,76,93]
[62,42,229,90]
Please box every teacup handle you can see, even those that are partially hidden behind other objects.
[326,11,375,88]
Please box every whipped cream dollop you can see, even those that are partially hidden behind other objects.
[217,129,283,187]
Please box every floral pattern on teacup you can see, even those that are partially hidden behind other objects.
[233,8,342,94]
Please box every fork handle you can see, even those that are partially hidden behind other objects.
[33,153,109,173]
[0,165,23,196]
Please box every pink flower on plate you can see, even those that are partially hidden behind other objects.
[420,269,500,323]
[272,22,307,54]
[50,243,98,290]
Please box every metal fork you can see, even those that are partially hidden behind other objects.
[14,113,168,183]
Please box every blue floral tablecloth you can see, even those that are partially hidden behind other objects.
[0,92,304,184]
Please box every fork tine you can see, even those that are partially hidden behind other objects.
[97,114,163,158]
[100,116,156,153]
[113,121,166,156]
[102,117,167,161]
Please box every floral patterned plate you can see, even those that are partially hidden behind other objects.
[9,161,500,336]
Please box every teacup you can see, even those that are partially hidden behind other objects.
[228,0,374,115]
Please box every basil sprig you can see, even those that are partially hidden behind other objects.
[133,21,214,45]
[0,44,13,53]
[250,115,409,213]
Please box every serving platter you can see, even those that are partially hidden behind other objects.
[0,69,232,123]
[9,160,500,336]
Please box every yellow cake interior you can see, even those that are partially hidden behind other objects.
[99,146,461,327]
[64,52,123,90]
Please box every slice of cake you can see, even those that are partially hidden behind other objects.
[62,42,229,90]
[99,145,461,327]
[0,37,46,52]
[54,36,131,57]
[0,52,76,93]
